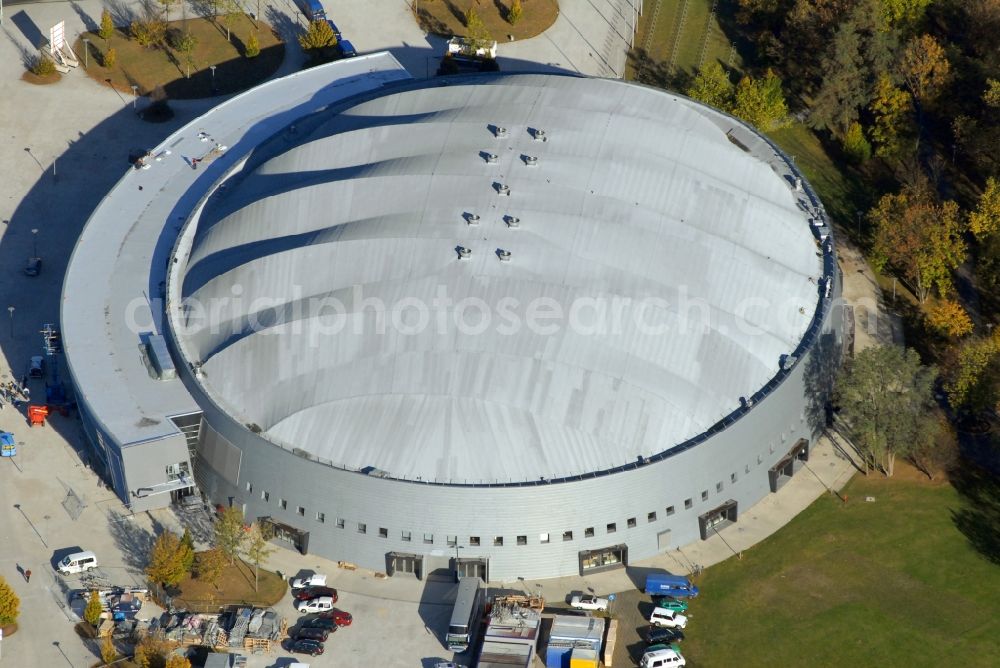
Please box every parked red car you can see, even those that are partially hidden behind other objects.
[317,609,353,626]
[293,586,338,602]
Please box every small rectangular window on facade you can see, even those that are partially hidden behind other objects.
[716,482,724,493]
[684,498,693,509]
[494,536,503,546]
[447,535,457,547]
[297,506,305,517]
[607,522,616,533]
[701,490,709,501]
[423,533,433,544]
[246,482,252,493]
[540,533,550,544]
[279,499,287,510]
[401,531,411,542]
[336,518,345,529]
[378,527,388,538]
[562,530,573,541]
[262,490,269,502]
[627,517,637,528]
[585,527,595,538]
[731,472,737,483]
[666,505,675,516]
[517,535,527,546]
[647,511,657,522]
[746,464,751,474]
[470,536,481,546]
[358,523,367,534]
[316,512,325,523]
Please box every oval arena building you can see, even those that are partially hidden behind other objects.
[63,55,842,581]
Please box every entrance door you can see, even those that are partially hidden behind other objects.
[454,558,487,581]
[388,553,423,579]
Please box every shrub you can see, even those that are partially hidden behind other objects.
[245,30,260,58]
[100,634,117,665]
[0,575,19,625]
[31,53,57,76]
[103,47,118,68]
[842,121,872,163]
[84,590,103,626]
[298,19,336,51]
[131,18,166,48]
[508,0,523,25]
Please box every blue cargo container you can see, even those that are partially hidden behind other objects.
[644,573,700,598]
[546,644,573,668]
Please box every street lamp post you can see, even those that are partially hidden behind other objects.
[83,38,89,68]
[131,85,138,110]
[856,210,862,237]
[7,306,14,338]
[210,65,217,93]
[31,228,38,257]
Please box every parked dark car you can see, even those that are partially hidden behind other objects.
[303,617,340,632]
[285,639,325,656]
[24,257,41,276]
[293,626,329,642]
[317,609,353,626]
[293,586,338,602]
[645,625,685,644]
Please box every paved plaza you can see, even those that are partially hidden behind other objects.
[0,2,893,666]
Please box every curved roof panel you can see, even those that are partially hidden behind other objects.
[173,74,823,483]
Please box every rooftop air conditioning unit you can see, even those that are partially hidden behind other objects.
[794,177,803,192]
[498,249,512,262]
[504,215,520,228]
[494,126,508,138]
[497,184,511,196]
[457,246,472,260]
[484,152,498,164]
[532,128,547,141]
[523,155,538,167]
[465,212,480,226]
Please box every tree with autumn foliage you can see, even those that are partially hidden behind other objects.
[969,177,1000,239]
[870,180,966,304]
[0,575,19,625]
[732,69,789,131]
[944,329,1000,413]
[924,299,974,338]
[870,73,913,159]
[687,61,734,111]
[900,34,951,105]
[146,531,188,587]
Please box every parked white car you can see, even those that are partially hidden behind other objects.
[641,646,686,668]
[295,596,335,614]
[649,607,688,629]
[291,573,327,589]
[570,594,609,611]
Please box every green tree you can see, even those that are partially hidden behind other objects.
[835,345,937,477]
[173,30,197,78]
[103,47,118,68]
[924,298,973,338]
[84,589,103,626]
[245,30,260,58]
[870,180,966,304]
[508,0,523,26]
[99,9,115,42]
[194,548,227,588]
[842,121,872,162]
[686,61,734,111]
[179,527,196,573]
[221,0,241,42]
[879,0,932,29]
[986,79,1000,108]
[969,177,1000,239]
[298,19,337,51]
[464,8,493,51]
[0,575,20,625]
[944,330,1000,412]
[732,69,788,130]
[870,73,913,158]
[242,522,275,592]
[214,506,246,565]
[131,18,167,48]
[146,531,187,587]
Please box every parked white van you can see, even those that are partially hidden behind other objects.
[640,647,686,668]
[58,551,98,575]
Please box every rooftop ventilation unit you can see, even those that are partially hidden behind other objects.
[523,155,538,167]
[794,176,803,192]
[464,212,480,226]
[456,246,472,260]
[497,249,512,262]
[531,128,547,142]
[146,334,176,380]
[504,215,520,228]
[483,152,498,164]
[496,184,511,196]
[493,125,509,138]
[780,354,798,371]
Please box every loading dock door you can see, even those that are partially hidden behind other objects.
[698,500,738,540]
[454,557,488,582]
[768,439,810,493]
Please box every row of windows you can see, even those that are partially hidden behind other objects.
[242,453,785,547]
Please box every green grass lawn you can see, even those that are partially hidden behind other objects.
[681,471,1000,667]
[630,0,740,80]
